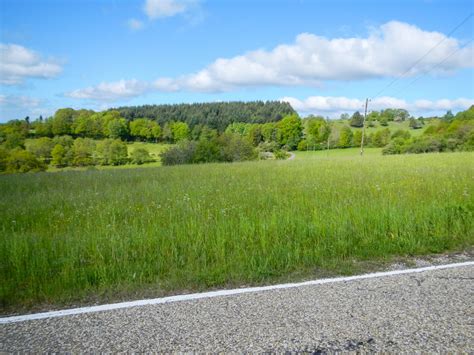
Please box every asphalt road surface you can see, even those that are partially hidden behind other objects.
[1,263,473,352]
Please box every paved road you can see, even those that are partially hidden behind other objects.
[1,264,473,352]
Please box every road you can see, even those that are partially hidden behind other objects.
[1,263,473,352]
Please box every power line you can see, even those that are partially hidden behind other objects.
[371,13,473,99]
[390,37,473,98]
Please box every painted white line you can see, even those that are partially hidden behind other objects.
[1,261,473,324]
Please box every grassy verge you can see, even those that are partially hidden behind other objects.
[1,152,473,312]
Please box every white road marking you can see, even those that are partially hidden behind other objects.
[1,261,473,324]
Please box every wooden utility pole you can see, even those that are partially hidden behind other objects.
[360,98,369,156]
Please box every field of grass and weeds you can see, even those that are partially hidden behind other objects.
[1,151,473,312]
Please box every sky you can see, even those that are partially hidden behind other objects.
[0,0,473,122]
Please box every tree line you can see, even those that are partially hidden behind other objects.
[1,103,473,172]
[114,101,296,132]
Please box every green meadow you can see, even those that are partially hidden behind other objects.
[1,151,473,311]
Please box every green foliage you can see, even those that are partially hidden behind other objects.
[303,116,331,150]
[277,114,302,150]
[160,141,198,166]
[116,101,296,132]
[51,108,75,136]
[130,118,161,141]
[72,138,96,166]
[383,106,474,155]
[0,146,8,172]
[130,148,153,165]
[391,129,411,140]
[25,137,55,162]
[161,133,257,166]
[170,122,190,142]
[73,111,102,138]
[370,128,391,147]
[5,148,47,173]
[51,144,67,167]
[338,126,353,148]
[219,133,257,162]
[409,117,423,129]
[455,105,474,120]
[350,111,364,127]
[353,131,363,147]
[3,132,25,149]
[95,139,129,165]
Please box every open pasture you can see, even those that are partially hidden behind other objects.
[1,152,473,311]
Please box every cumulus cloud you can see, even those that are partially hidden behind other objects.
[66,21,473,101]
[280,95,473,116]
[65,79,152,101]
[144,0,193,19]
[128,18,144,31]
[0,44,63,85]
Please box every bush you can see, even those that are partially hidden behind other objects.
[160,141,197,166]
[130,148,153,165]
[5,148,47,173]
[297,139,308,151]
[274,150,290,159]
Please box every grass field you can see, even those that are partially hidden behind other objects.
[1,151,473,311]
[333,119,429,137]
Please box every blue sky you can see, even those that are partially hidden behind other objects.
[0,0,473,122]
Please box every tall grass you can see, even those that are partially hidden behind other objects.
[1,152,473,310]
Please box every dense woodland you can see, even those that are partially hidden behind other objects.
[0,102,473,173]
[115,101,296,132]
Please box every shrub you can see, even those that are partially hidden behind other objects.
[131,148,153,165]
[5,148,47,173]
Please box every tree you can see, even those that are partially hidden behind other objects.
[353,130,363,146]
[338,126,353,148]
[409,117,422,129]
[51,144,67,167]
[95,139,128,165]
[277,114,302,150]
[131,148,153,164]
[372,128,391,147]
[73,111,102,138]
[72,138,96,166]
[350,111,364,127]
[52,108,75,136]
[6,148,47,173]
[0,146,9,172]
[25,137,55,162]
[219,133,257,162]
[170,122,190,142]
[3,132,25,149]
[106,118,129,140]
[443,110,454,121]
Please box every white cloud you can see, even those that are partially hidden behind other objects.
[144,0,191,19]
[128,18,144,31]
[0,94,42,108]
[65,79,151,101]
[152,21,473,92]
[280,95,474,117]
[65,21,474,101]
[0,44,63,85]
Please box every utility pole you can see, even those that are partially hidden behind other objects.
[360,98,369,156]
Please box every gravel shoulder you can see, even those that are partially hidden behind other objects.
[1,263,473,352]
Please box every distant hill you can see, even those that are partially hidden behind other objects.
[113,101,296,132]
